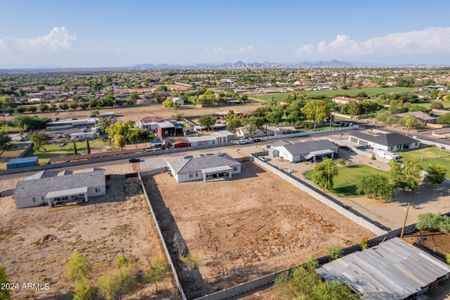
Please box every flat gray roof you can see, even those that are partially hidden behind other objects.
[316,238,450,300]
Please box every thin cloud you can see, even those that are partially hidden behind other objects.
[0,27,76,52]
[205,45,255,55]
[296,27,450,58]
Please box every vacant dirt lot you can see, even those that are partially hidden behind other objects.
[9,102,261,122]
[144,162,371,298]
[0,178,177,299]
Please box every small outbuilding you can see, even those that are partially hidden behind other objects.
[7,156,39,170]
[316,238,450,300]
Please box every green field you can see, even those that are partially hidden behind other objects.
[251,87,416,102]
[25,139,108,161]
[398,147,450,177]
[304,164,387,197]
[415,99,450,109]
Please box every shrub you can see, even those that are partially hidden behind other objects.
[179,252,199,271]
[274,258,358,300]
[446,253,450,265]
[0,266,11,300]
[416,213,450,233]
[327,246,343,260]
[73,278,93,300]
[425,164,447,185]
[97,257,137,300]
[360,238,369,250]
[65,250,92,283]
[357,174,394,201]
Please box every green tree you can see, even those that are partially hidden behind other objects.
[65,250,92,283]
[348,102,362,117]
[425,164,447,184]
[97,255,137,300]
[29,131,50,152]
[357,174,394,201]
[145,257,167,291]
[327,246,344,260]
[114,133,126,149]
[198,116,217,130]
[398,114,422,133]
[0,130,11,154]
[227,116,242,131]
[437,113,450,124]
[73,277,93,300]
[0,96,12,121]
[312,158,339,190]
[0,265,11,300]
[388,159,422,191]
[301,100,330,128]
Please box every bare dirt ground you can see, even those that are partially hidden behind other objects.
[0,178,178,299]
[8,102,261,123]
[144,162,371,298]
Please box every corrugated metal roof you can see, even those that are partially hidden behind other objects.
[7,156,38,165]
[316,238,450,300]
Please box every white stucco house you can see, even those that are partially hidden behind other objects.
[14,168,106,208]
[349,132,420,152]
[172,97,185,105]
[269,139,338,163]
[166,153,241,183]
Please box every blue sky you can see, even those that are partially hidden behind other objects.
[0,0,449,67]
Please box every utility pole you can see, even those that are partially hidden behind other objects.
[400,203,410,239]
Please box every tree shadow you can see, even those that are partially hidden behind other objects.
[143,176,209,299]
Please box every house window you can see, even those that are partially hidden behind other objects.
[233,167,238,171]
[32,197,36,202]
[189,174,193,178]
[195,172,198,177]
[95,188,100,193]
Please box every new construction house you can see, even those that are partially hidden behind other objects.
[269,139,339,162]
[166,153,241,182]
[14,168,106,208]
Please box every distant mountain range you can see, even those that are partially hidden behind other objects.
[131,60,355,69]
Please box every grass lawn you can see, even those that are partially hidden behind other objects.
[0,123,20,133]
[25,139,108,160]
[251,87,416,102]
[398,147,450,177]
[415,99,450,109]
[304,164,387,197]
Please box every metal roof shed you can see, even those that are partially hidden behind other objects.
[7,156,39,169]
[316,238,450,300]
